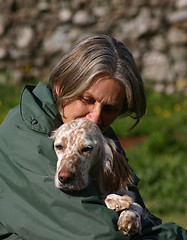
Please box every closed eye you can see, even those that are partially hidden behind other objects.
[55,144,63,151]
[80,96,95,104]
[82,145,93,153]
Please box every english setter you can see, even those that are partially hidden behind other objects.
[51,119,143,236]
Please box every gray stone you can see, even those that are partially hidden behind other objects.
[0,47,7,59]
[142,51,171,82]
[176,0,187,8]
[0,0,186,92]
[9,46,29,59]
[167,10,187,24]
[43,26,71,53]
[166,84,175,94]
[92,7,106,18]
[169,46,187,60]
[167,28,187,44]
[153,83,165,92]
[173,61,187,79]
[37,1,50,12]
[58,9,72,23]
[150,36,167,51]
[72,10,96,25]
[15,27,34,49]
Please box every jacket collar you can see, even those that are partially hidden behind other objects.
[20,82,62,135]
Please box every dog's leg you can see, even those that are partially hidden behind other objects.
[117,202,143,235]
[105,194,133,212]
[105,194,143,236]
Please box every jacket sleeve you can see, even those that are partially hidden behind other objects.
[103,126,162,228]
[0,223,23,240]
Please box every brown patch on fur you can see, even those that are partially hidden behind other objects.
[101,143,133,193]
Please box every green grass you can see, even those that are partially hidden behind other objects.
[0,83,187,229]
[0,85,22,122]
[0,81,38,123]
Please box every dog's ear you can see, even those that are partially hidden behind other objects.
[101,137,133,193]
[50,129,58,140]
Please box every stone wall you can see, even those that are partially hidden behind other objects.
[0,0,186,93]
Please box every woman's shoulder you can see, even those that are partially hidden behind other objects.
[0,105,21,131]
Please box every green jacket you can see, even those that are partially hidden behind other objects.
[0,82,186,240]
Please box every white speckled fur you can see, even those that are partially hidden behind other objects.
[51,119,143,236]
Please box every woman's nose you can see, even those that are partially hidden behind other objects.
[86,104,102,125]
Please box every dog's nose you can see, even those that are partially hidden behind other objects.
[58,170,74,184]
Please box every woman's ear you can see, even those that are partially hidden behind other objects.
[101,137,133,193]
[55,84,62,97]
[55,85,65,116]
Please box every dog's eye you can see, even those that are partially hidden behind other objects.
[55,144,63,151]
[82,145,93,153]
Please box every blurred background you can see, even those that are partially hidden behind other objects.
[0,0,186,229]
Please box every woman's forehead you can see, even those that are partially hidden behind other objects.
[83,75,125,105]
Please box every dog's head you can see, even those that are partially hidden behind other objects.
[51,119,104,190]
[51,119,133,193]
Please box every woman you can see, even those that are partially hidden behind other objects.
[0,35,186,240]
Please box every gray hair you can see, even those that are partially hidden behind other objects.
[49,35,146,128]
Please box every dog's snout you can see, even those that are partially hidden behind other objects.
[58,170,74,184]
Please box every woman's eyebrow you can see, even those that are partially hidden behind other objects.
[82,91,92,95]
[82,91,123,108]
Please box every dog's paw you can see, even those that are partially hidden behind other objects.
[117,209,141,236]
[105,194,133,212]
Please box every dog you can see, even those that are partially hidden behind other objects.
[51,119,143,235]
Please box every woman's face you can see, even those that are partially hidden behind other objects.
[57,74,126,132]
